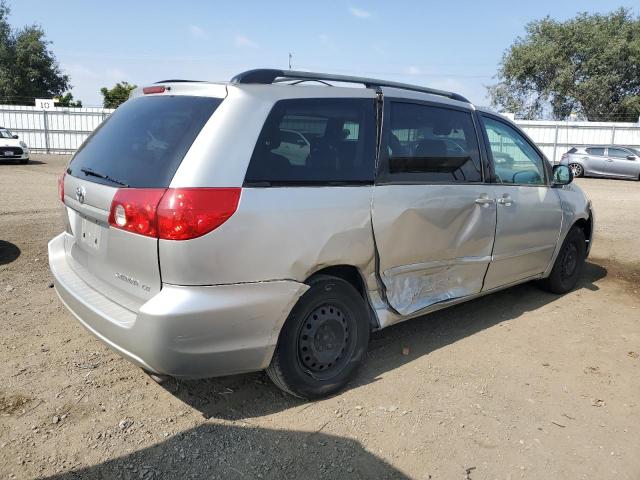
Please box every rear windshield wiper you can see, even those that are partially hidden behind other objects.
[80,168,129,187]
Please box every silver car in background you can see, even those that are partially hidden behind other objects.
[562,146,640,180]
[48,69,593,399]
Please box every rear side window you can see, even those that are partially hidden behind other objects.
[68,96,222,188]
[244,98,375,185]
[586,147,605,156]
[383,102,482,183]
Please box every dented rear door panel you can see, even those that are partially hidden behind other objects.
[371,184,496,316]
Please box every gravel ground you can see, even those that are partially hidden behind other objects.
[1,154,639,479]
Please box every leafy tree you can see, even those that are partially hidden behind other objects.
[0,1,71,105]
[56,92,82,108]
[100,82,136,109]
[488,8,640,121]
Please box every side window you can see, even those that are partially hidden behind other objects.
[245,98,375,184]
[586,147,605,156]
[385,102,482,183]
[482,116,545,185]
[608,147,631,159]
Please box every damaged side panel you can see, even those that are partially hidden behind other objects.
[158,186,377,287]
[371,184,497,317]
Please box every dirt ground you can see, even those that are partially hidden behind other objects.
[1,154,639,480]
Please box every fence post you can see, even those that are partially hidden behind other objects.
[611,125,616,145]
[42,110,50,154]
[552,124,559,164]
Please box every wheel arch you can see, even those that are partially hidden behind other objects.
[305,265,378,329]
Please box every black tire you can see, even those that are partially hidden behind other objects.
[569,163,583,177]
[538,226,586,294]
[19,158,29,164]
[266,275,370,399]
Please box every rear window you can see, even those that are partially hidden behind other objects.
[567,147,577,154]
[244,98,375,185]
[67,96,222,188]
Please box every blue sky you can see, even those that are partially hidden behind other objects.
[8,0,638,106]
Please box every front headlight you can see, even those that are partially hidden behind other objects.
[19,141,27,148]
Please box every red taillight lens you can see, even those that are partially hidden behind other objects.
[58,172,66,203]
[108,188,166,237]
[143,86,166,94]
[157,188,241,240]
[108,187,240,240]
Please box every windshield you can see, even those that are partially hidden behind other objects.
[0,128,14,139]
[67,95,222,188]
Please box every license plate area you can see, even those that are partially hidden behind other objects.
[3,150,14,156]
[80,217,102,250]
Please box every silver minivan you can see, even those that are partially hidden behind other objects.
[49,69,593,399]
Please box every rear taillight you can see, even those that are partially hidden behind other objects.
[108,188,240,240]
[157,188,240,240]
[108,188,166,237]
[58,172,66,203]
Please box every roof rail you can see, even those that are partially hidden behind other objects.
[154,79,206,84]
[229,69,470,103]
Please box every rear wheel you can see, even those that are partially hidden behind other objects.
[266,275,370,399]
[538,226,586,294]
[569,163,583,177]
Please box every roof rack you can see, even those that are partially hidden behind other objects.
[230,69,470,103]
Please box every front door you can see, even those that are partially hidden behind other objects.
[479,114,563,290]
[605,147,640,179]
[372,100,496,317]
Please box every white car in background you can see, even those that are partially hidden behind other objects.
[0,127,30,164]
[272,129,310,165]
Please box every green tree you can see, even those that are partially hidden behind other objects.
[56,92,82,108]
[100,82,136,109]
[0,1,71,105]
[488,8,640,121]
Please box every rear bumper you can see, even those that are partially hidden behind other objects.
[48,233,308,378]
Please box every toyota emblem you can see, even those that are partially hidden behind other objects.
[75,186,86,204]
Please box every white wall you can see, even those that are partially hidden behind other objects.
[0,105,114,154]
[517,120,640,163]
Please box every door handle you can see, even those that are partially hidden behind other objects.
[606,159,614,162]
[474,195,495,206]
[497,195,514,207]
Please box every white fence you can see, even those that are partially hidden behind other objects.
[0,105,114,154]
[1,104,639,162]
[518,120,640,163]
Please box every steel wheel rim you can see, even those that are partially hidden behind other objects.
[297,303,355,380]
[560,242,578,280]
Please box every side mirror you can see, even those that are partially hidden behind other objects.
[552,164,573,186]
[12,134,18,139]
[627,155,635,160]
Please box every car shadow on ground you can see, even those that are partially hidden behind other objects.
[160,261,607,421]
[0,159,46,165]
[0,240,20,266]
[43,423,409,480]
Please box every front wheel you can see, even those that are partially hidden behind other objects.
[569,163,583,177]
[538,226,586,294]
[266,275,370,399]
